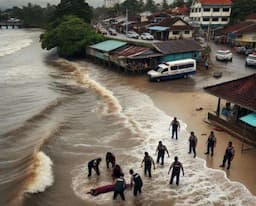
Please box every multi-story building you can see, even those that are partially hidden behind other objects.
[190,0,232,29]
[104,0,119,8]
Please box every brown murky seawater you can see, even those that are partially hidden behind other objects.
[0,30,255,206]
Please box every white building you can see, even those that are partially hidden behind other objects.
[104,0,120,8]
[190,0,232,29]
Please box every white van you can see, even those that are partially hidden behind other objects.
[147,59,196,82]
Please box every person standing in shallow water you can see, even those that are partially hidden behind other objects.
[188,131,197,158]
[205,131,217,156]
[129,169,143,196]
[113,175,126,200]
[88,158,102,177]
[156,141,170,165]
[169,117,180,139]
[141,152,155,178]
[168,156,184,186]
[220,141,235,170]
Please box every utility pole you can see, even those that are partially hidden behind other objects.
[126,8,128,35]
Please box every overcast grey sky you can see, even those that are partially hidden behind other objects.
[0,0,173,9]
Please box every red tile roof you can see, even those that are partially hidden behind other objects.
[223,22,256,34]
[199,0,232,5]
[204,74,256,112]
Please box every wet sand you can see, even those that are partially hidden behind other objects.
[120,64,256,196]
[147,90,256,196]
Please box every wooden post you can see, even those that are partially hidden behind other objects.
[216,98,221,117]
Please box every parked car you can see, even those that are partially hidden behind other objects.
[215,50,232,61]
[140,32,154,40]
[99,28,107,35]
[108,28,117,36]
[235,46,246,54]
[245,48,256,56]
[245,53,256,67]
[126,31,139,39]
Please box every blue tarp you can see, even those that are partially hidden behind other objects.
[239,113,256,127]
[148,26,169,31]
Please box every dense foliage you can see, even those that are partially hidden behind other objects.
[0,3,56,27]
[40,16,104,57]
[55,0,93,23]
[230,0,256,24]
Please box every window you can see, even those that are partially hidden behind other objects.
[173,31,179,35]
[171,66,178,70]
[212,17,219,22]
[161,68,168,73]
[213,8,220,12]
[203,8,210,12]
[203,17,209,22]
[223,8,230,12]
[222,17,228,22]
[178,63,194,69]
[184,30,190,34]
[198,8,201,12]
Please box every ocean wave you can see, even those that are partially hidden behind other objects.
[24,152,54,193]
[69,67,256,205]
[0,39,32,57]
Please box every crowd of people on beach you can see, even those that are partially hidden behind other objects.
[86,117,235,201]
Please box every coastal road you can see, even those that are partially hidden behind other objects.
[209,42,256,78]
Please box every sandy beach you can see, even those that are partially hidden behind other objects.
[123,70,256,196]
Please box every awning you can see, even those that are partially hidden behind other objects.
[148,26,169,31]
[90,40,127,52]
[239,113,256,127]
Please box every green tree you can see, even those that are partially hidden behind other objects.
[138,0,145,12]
[162,0,169,10]
[230,0,256,24]
[40,16,104,57]
[144,0,157,12]
[121,0,141,16]
[55,0,93,23]
[172,0,184,8]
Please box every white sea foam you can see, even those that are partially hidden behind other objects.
[67,62,256,205]
[0,39,32,57]
[25,151,54,194]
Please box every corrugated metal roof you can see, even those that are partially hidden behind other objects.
[90,40,127,52]
[148,26,169,31]
[204,74,256,112]
[153,40,201,54]
[114,45,150,57]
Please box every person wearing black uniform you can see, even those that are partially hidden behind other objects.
[156,141,170,165]
[168,156,184,186]
[106,152,116,168]
[188,131,197,158]
[88,158,102,177]
[129,169,143,196]
[205,131,217,156]
[112,164,124,180]
[141,152,155,178]
[169,117,180,139]
[113,175,126,200]
[220,141,235,170]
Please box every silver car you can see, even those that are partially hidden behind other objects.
[245,54,256,67]
[140,33,154,40]
[126,31,139,39]
[216,50,232,61]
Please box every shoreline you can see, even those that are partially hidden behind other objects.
[147,90,256,196]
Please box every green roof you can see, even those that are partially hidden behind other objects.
[240,113,256,127]
[90,40,127,52]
